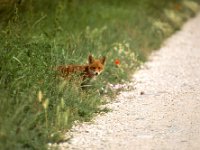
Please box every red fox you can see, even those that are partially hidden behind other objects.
[56,54,106,81]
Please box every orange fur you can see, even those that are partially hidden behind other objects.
[56,55,106,80]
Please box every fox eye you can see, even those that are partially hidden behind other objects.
[92,67,95,70]
[98,67,101,70]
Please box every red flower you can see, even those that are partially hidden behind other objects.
[115,59,120,65]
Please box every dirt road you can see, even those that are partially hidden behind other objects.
[59,13,200,150]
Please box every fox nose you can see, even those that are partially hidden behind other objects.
[95,72,98,75]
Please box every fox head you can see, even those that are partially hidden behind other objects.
[88,54,106,76]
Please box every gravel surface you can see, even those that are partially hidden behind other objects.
[59,13,200,150]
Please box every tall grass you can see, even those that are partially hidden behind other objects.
[0,0,199,149]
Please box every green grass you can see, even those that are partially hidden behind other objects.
[0,0,199,149]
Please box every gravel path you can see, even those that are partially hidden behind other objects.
[59,13,200,150]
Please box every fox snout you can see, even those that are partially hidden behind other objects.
[89,67,102,76]
[94,71,100,76]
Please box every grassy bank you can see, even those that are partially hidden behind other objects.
[0,0,199,149]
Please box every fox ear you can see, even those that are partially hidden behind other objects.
[88,54,94,64]
[100,56,106,65]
